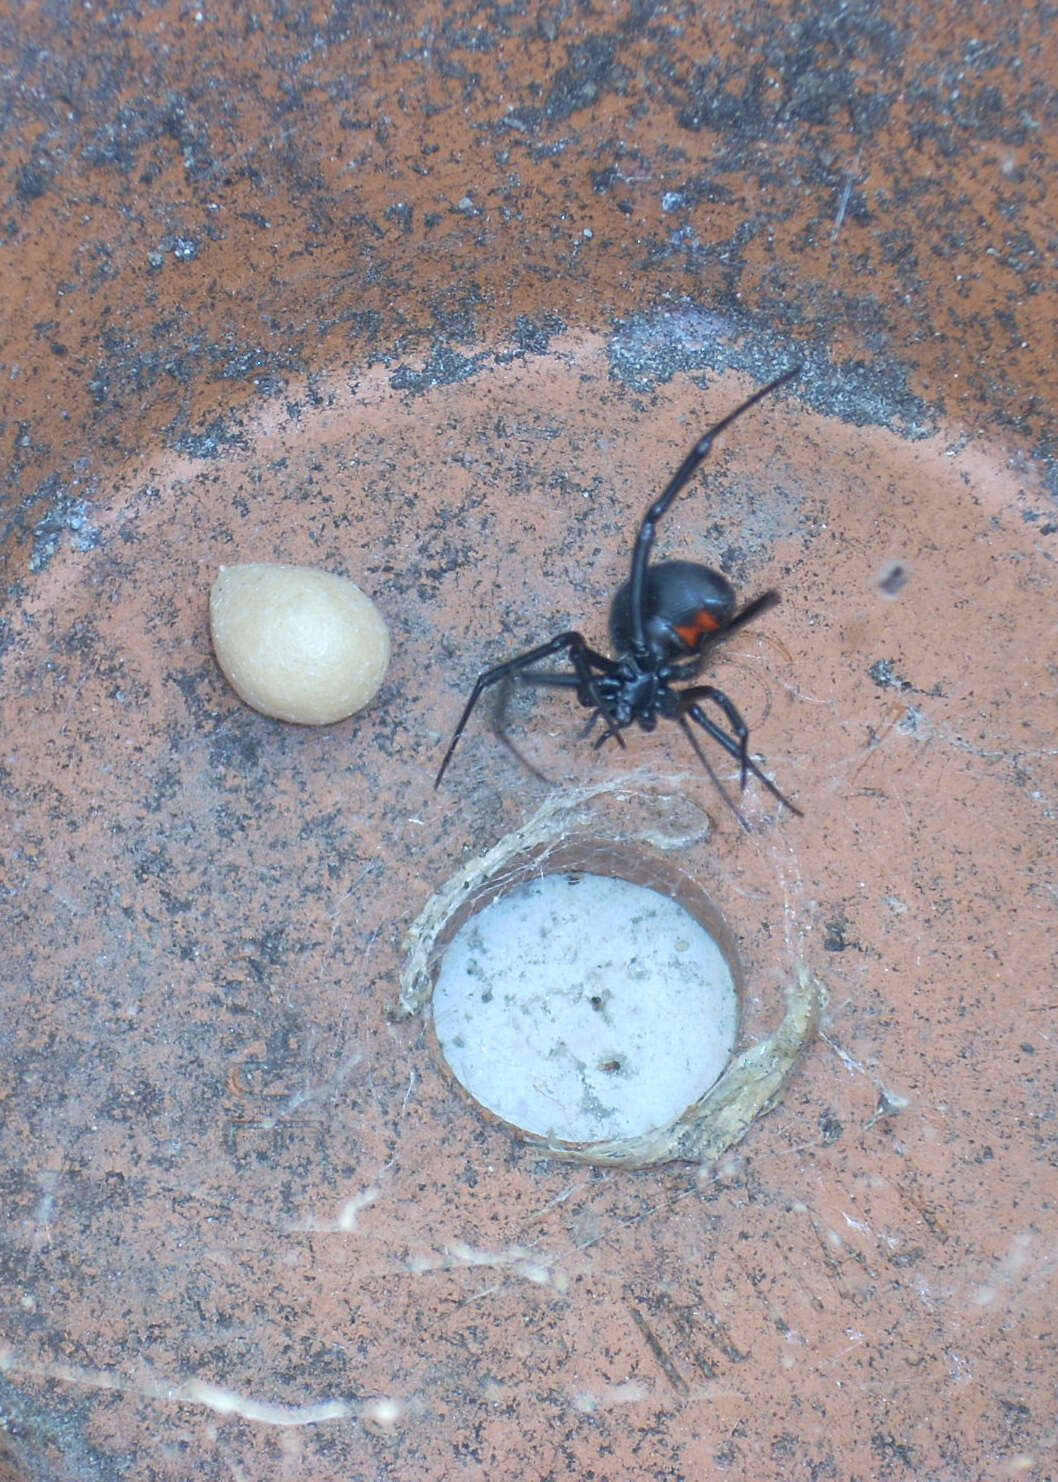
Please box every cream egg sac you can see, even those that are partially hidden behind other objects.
[209,562,390,725]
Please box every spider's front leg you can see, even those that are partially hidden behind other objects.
[682,683,751,787]
[680,684,802,816]
[434,631,618,787]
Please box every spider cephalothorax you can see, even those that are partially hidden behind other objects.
[435,366,803,826]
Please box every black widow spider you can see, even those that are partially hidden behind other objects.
[435,365,803,826]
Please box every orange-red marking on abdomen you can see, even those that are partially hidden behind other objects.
[674,609,722,647]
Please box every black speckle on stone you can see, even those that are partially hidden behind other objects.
[159,233,200,262]
[606,303,937,435]
[385,201,413,234]
[871,1433,916,1471]
[510,312,567,356]
[166,663,218,726]
[998,1397,1032,1424]
[869,659,913,691]
[664,176,736,212]
[823,919,853,953]
[607,303,732,391]
[82,92,216,183]
[430,284,484,341]
[169,416,249,460]
[27,481,101,572]
[14,159,53,201]
[254,926,289,966]
[544,36,622,123]
[499,104,543,137]
[100,1076,165,1124]
[209,723,263,774]
[877,562,910,596]
[390,344,490,393]
[677,60,771,136]
[207,342,302,393]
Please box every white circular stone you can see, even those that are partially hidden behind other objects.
[432,872,737,1142]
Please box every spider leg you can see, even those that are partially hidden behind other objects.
[623,366,800,655]
[722,588,781,639]
[681,690,802,816]
[512,669,631,754]
[577,707,628,752]
[507,652,627,751]
[683,683,751,788]
[490,673,555,784]
[491,666,623,782]
[435,631,619,787]
[675,714,751,832]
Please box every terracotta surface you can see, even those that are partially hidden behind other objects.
[1,3,1055,1480]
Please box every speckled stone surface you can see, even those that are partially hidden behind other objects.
[1,3,1056,1480]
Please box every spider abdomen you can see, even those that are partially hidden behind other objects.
[609,559,737,661]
